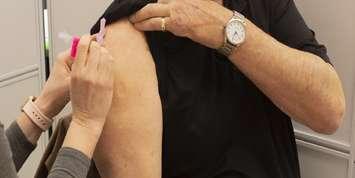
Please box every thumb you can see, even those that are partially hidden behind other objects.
[61,49,74,71]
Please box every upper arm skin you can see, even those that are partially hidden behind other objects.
[93,19,162,178]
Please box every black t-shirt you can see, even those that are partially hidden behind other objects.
[91,0,330,178]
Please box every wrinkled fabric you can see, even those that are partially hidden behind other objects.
[91,0,330,178]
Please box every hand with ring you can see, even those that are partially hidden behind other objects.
[129,0,233,49]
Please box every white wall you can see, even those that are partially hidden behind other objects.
[0,0,47,177]
[294,0,355,177]
[47,0,112,63]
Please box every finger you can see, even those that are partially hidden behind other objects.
[87,41,101,70]
[157,0,170,3]
[74,34,94,68]
[57,49,70,61]
[133,17,172,32]
[56,50,72,67]
[66,58,74,71]
[129,3,170,23]
[58,49,74,71]
[60,49,74,72]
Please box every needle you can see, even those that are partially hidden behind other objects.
[70,18,107,59]
[96,18,106,45]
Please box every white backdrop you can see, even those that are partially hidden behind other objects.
[0,0,47,177]
[293,0,355,177]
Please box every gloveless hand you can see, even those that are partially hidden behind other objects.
[35,51,72,118]
[129,0,233,49]
[70,35,114,131]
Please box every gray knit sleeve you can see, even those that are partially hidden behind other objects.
[0,122,18,178]
[48,147,91,178]
[5,121,36,171]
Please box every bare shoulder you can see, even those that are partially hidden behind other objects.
[104,18,150,55]
[103,18,158,97]
[94,20,162,178]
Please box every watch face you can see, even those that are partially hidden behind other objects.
[226,19,246,45]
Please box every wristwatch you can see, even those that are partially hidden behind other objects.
[21,96,53,131]
[218,11,246,57]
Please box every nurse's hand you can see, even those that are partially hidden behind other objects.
[17,51,72,145]
[70,35,115,133]
[35,50,72,118]
[63,35,114,158]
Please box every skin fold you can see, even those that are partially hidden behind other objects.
[93,19,163,178]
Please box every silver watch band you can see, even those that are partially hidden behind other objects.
[218,11,245,57]
[233,11,245,21]
[218,40,236,57]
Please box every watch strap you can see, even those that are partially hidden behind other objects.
[218,40,236,57]
[218,11,246,57]
[22,96,53,131]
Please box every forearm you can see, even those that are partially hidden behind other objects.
[8,93,60,160]
[5,96,52,170]
[6,92,67,170]
[229,19,345,134]
[6,118,37,171]
[62,120,102,158]
[51,115,103,178]
[15,113,42,145]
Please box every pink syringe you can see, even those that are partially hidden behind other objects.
[71,18,106,59]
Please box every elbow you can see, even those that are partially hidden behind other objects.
[310,95,345,135]
[311,113,343,135]
[308,64,346,135]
